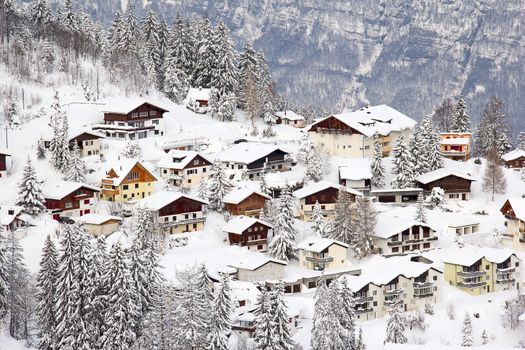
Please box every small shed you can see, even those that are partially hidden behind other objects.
[78,214,122,236]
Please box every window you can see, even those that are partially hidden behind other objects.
[238,165,243,169]
[123,185,129,190]
[152,119,159,124]
[372,290,377,296]
[516,262,520,267]
[131,112,138,118]
[486,265,490,270]
[164,217,169,222]
[373,301,377,306]
[127,172,139,180]
[123,194,127,199]
[423,243,430,249]
[150,110,157,116]
[392,247,399,253]
[163,170,167,174]
[84,199,90,204]
[139,111,149,117]
[433,275,437,281]
[154,130,159,135]
[193,159,199,165]
[203,168,206,173]
[65,202,73,208]
[135,184,139,189]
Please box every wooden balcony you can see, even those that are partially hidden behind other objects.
[384,288,403,296]
[159,217,205,227]
[457,270,486,278]
[496,278,515,285]
[305,255,334,263]
[458,280,486,288]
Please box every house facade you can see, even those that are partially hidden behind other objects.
[338,158,372,195]
[223,216,272,251]
[69,130,104,157]
[223,188,271,217]
[416,169,475,201]
[93,99,167,140]
[157,150,212,188]
[502,149,525,169]
[297,237,349,271]
[308,105,416,158]
[0,149,11,178]
[100,159,157,202]
[183,87,211,114]
[43,181,100,220]
[78,214,122,236]
[228,257,287,282]
[439,132,471,162]
[0,206,29,233]
[139,190,207,234]
[500,199,525,250]
[275,111,306,128]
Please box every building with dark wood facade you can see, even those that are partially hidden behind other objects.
[416,169,475,201]
[42,181,100,220]
[223,216,272,251]
[502,149,525,169]
[0,149,11,179]
[68,130,105,157]
[223,188,271,218]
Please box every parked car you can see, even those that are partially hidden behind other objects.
[58,216,75,224]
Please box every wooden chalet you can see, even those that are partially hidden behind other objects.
[223,188,271,217]
[502,149,525,169]
[275,111,306,128]
[68,130,104,157]
[500,199,525,249]
[223,216,272,251]
[157,150,212,188]
[0,149,11,178]
[42,181,100,220]
[416,168,475,200]
[139,190,207,234]
[100,159,157,202]
[0,205,29,233]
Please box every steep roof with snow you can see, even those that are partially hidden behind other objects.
[293,180,362,199]
[374,211,437,239]
[77,214,122,225]
[42,181,100,200]
[137,190,207,211]
[416,168,476,184]
[157,150,211,170]
[502,198,525,221]
[275,110,305,121]
[228,254,287,271]
[184,87,211,102]
[99,97,169,115]
[103,159,157,186]
[297,236,349,253]
[222,216,272,235]
[223,188,271,205]
[0,148,12,156]
[441,246,518,266]
[219,143,289,165]
[68,128,105,141]
[0,205,24,226]
[311,105,416,137]
[502,149,525,162]
[339,158,372,180]
[439,137,470,145]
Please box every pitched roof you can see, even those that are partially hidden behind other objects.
[223,188,271,205]
[442,246,518,267]
[502,149,525,162]
[275,111,305,121]
[228,254,287,271]
[0,148,12,156]
[68,128,105,141]
[103,159,157,186]
[502,198,525,221]
[157,150,211,170]
[99,97,169,115]
[219,143,289,165]
[416,168,476,184]
[311,105,416,137]
[0,205,24,226]
[77,213,122,225]
[339,158,372,180]
[184,87,211,102]
[374,211,437,239]
[43,181,100,200]
[297,236,349,252]
[439,137,470,145]
[293,180,362,199]
[137,190,207,211]
[223,216,272,235]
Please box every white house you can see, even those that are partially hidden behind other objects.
[183,87,211,114]
[338,158,372,195]
[275,111,306,128]
[157,150,212,188]
[228,255,287,282]
[0,205,30,234]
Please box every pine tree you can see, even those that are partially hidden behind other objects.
[238,42,258,109]
[451,97,471,133]
[269,283,295,350]
[0,229,8,319]
[207,161,232,211]
[481,329,489,345]
[164,63,188,103]
[164,13,192,82]
[409,124,427,176]
[211,21,239,96]
[352,196,376,259]
[331,277,358,346]
[305,144,324,181]
[217,93,237,122]
[482,148,507,201]
[30,0,51,25]
[37,138,46,159]
[390,135,415,189]
[49,92,70,171]
[208,87,220,119]
[121,140,142,159]
[371,132,386,187]
[259,172,270,195]
[461,312,473,347]
[311,280,343,350]
[415,193,427,223]
[119,4,139,56]
[39,39,55,73]
[198,180,208,200]
[384,307,407,344]
[297,132,313,164]
[16,158,46,216]
[267,188,297,261]
[517,132,525,151]
[253,286,273,349]
[330,189,355,244]
[66,143,86,183]
[206,274,232,350]
[193,18,217,88]
[420,115,444,172]
[310,201,325,237]
[36,235,59,350]
[475,95,512,157]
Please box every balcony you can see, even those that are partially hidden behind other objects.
[355,307,373,314]
[413,281,433,288]
[458,281,486,288]
[384,288,403,296]
[496,278,515,285]
[497,267,515,273]
[245,238,268,246]
[519,237,525,243]
[306,255,334,263]
[159,217,205,227]
[101,188,119,195]
[102,178,115,185]
[457,270,486,278]
[354,295,373,304]
[425,236,438,241]
[387,241,403,247]
[414,291,434,298]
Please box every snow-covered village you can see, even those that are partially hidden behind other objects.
[0,1,525,350]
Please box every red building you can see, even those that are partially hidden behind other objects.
[223,216,273,252]
[42,181,100,220]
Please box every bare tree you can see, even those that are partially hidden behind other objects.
[432,98,454,132]
[482,148,507,201]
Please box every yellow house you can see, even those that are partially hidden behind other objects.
[100,159,157,202]
[439,132,472,161]
[297,236,349,271]
[443,246,521,295]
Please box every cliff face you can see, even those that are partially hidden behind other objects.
[46,0,525,132]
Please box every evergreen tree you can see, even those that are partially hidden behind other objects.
[30,0,51,25]
[269,283,295,350]
[238,42,258,109]
[16,158,46,216]
[297,132,312,164]
[0,229,8,319]
[517,132,525,151]
[259,172,270,195]
[211,21,238,96]
[451,97,471,133]
[390,135,415,189]
[66,143,86,183]
[475,95,512,157]
[36,235,59,350]
[415,193,427,223]
[421,115,444,172]
[311,280,343,350]
[384,307,407,344]
[37,138,46,159]
[305,144,324,181]
[267,188,297,261]
[207,161,232,211]
[206,274,232,350]
[409,124,427,176]
[331,277,358,347]
[461,312,473,347]
[482,148,507,201]
[371,132,386,187]
[121,140,142,159]
[208,87,220,119]
[49,92,70,171]
[481,329,489,345]
[164,13,192,82]
[352,196,376,259]
[198,180,208,200]
[119,4,139,56]
[193,19,217,88]
[164,63,188,103]
[330,189,355,244]
[310,201,325,237]
[217,93,237,122]
[39,39,55,73]
[355,327,366,350]
[253,286,273,349]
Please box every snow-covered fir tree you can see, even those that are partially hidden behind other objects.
[217,92,237,122]
[305,144,324,181]
[461,312,474,347]
[371,133,386,188]
[409,124,427,176]
[297,132,313,164]
[352,196,376,259]
[267,187,297,261]
[0,230,8,324]
[384,307,407,344]
[330,189,355,244]
[481,330,489,345]
[259,172,270,195]
[356,327,366,350]
[121,140,142,159]
[206,274,232,350]
[207,161,232,211]
[415,193,427,223]
[30,0,51,25]
[482,148,507,201]
[310,201,325,237]
[253,286,273,349]
[475,95,512,157]
[390,135,415,189]
[311,280,343,349]
[420,115,444,172]
[198,180,208,200]
[37,138,46,159]
[331,277,359,347]
[36,234,59,350]
[517,132,525,151]
[211,21,238,96]
[65,143,86,182]
[16,158,46,216]
[451,97,471,133]
[49,92,70,172]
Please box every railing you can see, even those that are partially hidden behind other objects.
[384,288,403,296]
[306,255,334,263]
[413,281,433,288]
[102,179,115,185]
[316,128,354,135]
[425,236,438,241]
[387,241,403,246]
[354,296,373,304]
[458,281,486,288]
[414,291,434,298]
[245,239,268,246]
[159,217,206,227]
[497,267,515,273]
[355,308,373,314]
[496,278,515,285]
[457,270,486,278]
[101,188,119,195]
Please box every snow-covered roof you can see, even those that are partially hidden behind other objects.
[339,158,372,180]
[223,216,272,235]
[293,180,362,199]
[441,246,518,266]
[99,97,169,115]
[103,159,157,186]
[374,211,436,239]
[219,143,289,165]
[297,236,349,253]
[446,216,480,228]
[0,148,12,156]
[162,137,209,151]
[77,214,122,225]
[223,188,271,205]
[503,198,525,221]
[371,188,423,194]
[416,168,476,184]
[137,190,207,211]
[439,137,470,146]
[311,105,416,137]
[184,87,211,102]
[275,111,305,121]
[0,205,24,226]
[68,128,105,141]
[42,180,100,200]
[157,150,211,170]
[228,254,287,271]
[502,149,525,162]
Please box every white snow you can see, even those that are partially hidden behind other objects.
[137,190,207,211]
[275,110,305,121]
[42,180,100,200]
[222,216,272,235]
[218,142,290,165]
[296,236,349,252]
[502,148,525,162]
[417,168,477,184]
[228,254,287,271]
[338,158,372,180]
[101,158,157,186]
[222,187,271,204]
[292,180,362,199]
[441,245,518,266]
[76,213,122,225]
[98,97,169,114]
[157,149,211,170]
